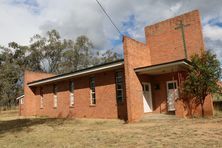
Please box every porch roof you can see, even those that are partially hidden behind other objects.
[134,59,191,75]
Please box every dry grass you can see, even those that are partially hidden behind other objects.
[0,110,222,148]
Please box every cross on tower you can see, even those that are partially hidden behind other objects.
[175,20,190,59]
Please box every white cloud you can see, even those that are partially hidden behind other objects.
[0,0,42,46]
[0,0,222,62]
[204,24,222,41]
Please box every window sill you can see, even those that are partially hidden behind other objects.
[69,105,75,108]
[53,107,57,109]
[40,107,44,109]
[89,104,96,107]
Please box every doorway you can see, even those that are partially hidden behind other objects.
[166,80,179,111]
[142,83,153,113]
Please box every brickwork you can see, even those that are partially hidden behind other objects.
[175,95,214,118]
[145,10,204,65]
[123,10,212,122]
[21,10,213,122]
[21,71,55,116]
[123,37,150,122]
[150,73,179,113]
[21,69,128,120]
[137,72,214,118]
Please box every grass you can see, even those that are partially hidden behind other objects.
[0,110,222,148]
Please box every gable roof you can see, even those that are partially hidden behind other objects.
[28,59,124,87]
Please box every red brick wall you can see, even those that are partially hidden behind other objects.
[123,10,208,122]
[21,71,55,116]
[22,69,128,120]
[138,72,180,114]
[175,94,214,118]
[22,10,212,122]
[137,72,213,117]
[123,36,151,122]
[145,10,205,65]
[151,73,179,113]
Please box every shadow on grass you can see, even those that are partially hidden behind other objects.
[0,118,65,135]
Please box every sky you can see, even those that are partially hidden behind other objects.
[0,0,222,62]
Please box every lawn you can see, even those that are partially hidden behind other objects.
[0,110,222,148]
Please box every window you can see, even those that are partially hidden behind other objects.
[142,84,149,91]
[90,77,96,105]
[69,81,74,107]
[116,71,124,102]
[40,87,44,108]
[155,84,160,90]
[168,82,177,89]
[53,84,58,108]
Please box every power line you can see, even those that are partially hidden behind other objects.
[95,0,122,36]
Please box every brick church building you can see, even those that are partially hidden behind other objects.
[19,10,213,122]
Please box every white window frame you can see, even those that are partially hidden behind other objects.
[53,84,58,108]
[40,87,44,108]
[20,98,24,105]
[90,77,96,105]
[167,80,178,90]
[116,71,124,103]
[69,81,74,107]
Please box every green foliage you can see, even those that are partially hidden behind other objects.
[183,50,222,117]
[0,29,121,108]
[60,36,94,73]
[0,46,23,107]
[26,30,67,73]
[101,50,121,63]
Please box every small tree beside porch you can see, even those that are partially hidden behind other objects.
[180,50,222,117]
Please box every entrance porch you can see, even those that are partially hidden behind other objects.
[135,59,190,115]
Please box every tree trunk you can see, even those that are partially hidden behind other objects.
[186,100,192,118]
[189,102,193,118]
[200,102,204,118]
